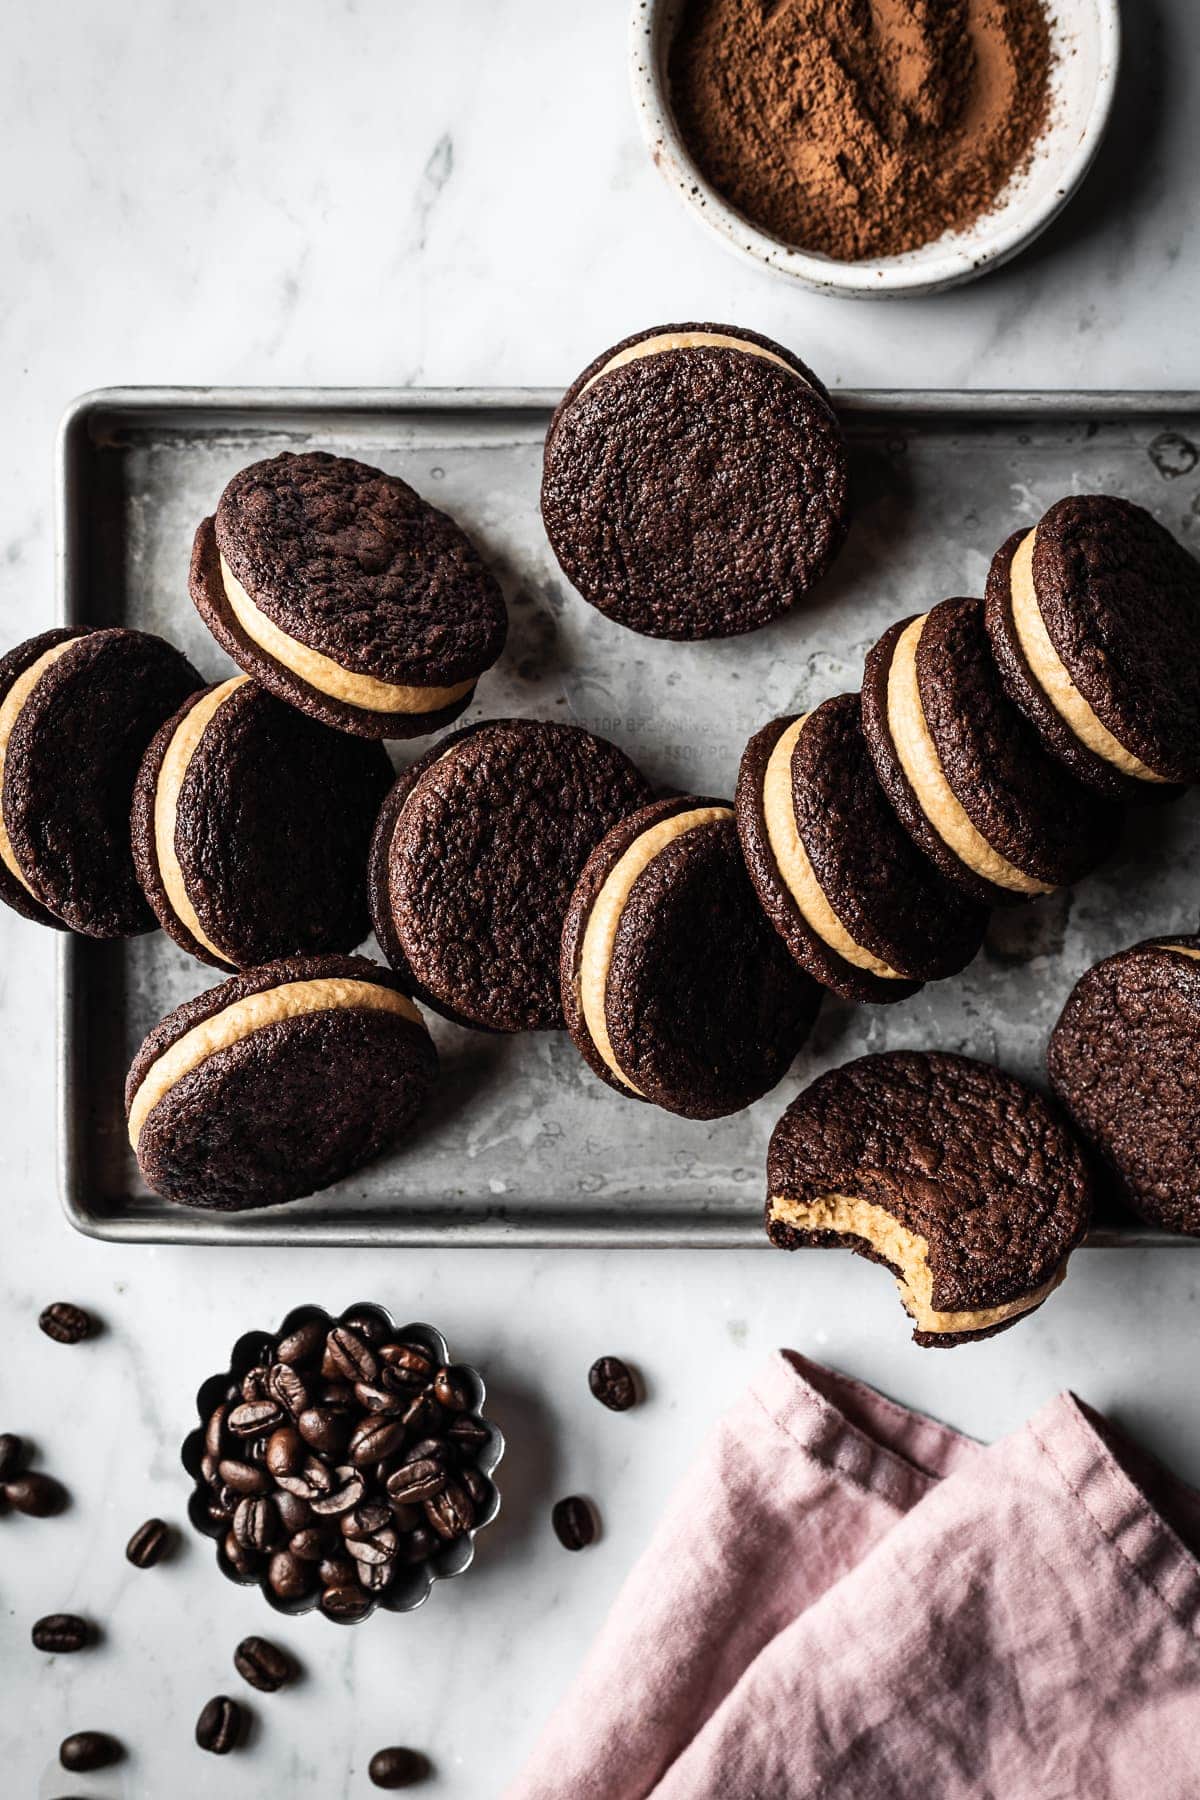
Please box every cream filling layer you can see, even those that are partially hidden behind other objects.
[763,715,905,981]
[128,977,423,1151]
[887,615,1050,896]
[153,676,247,964]
[1009,529,1165,783]
[579,330,813,397]
[768,1193,1066,1334]
[578,806,732,1095]
[219,553,476,716]
[0,640,78,895]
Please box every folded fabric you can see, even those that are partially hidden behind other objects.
[507,1353,1200,1800]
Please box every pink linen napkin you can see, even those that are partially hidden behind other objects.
[508,1353,1200,1800]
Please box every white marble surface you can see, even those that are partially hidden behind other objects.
[4,3,1200,1795]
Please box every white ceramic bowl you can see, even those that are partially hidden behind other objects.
[630,0,1120,298]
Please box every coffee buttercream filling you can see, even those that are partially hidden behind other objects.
[220,553,476,716]
[128,977,424,1151]
[1009,529,1166,783]
[762,715,906,980]
[153,675,246,964]
[768,1192,1065,1333]
[0,639,79,896]
[578,805,732,1095]
[579,330,813,398]
[887,614,1050,895]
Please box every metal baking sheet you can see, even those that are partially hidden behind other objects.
[56,386,1200,1247]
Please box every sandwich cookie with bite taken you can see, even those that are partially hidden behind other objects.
[370,719,651,1032]
[560,795,820,1118]
[0,626,201,935]
[736,694,987,1003]
[126,953,436,1211]
[766,1051,1091,1346]
[541,323,850,639]
[985,496,1200,799]
[862,596,1120,907]
[190,451,507,739]
[131,676,394,970]
[1048,934,1200,1237]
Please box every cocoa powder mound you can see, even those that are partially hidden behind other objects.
[669,0,1054,261]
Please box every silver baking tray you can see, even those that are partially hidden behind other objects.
[56,386,1200,1247]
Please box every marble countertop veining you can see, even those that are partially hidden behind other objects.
[4,3,1200,1795]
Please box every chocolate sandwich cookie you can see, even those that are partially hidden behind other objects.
[0,626,201,936]
[131,676,393,970]
[125,953,436,1211]
[736,697,986,1003]
[541,323,849,639]
[370,720,651,1032]
[862,597,1119,907]
[190,451,507,739]
[766,1051,1091,1346]
[561,795,819,1117]
[1048,935,1200,1236]
[985,497,1200,798]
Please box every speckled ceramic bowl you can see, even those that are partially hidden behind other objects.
[182,1302,503,1623]
[630,0,1120,297]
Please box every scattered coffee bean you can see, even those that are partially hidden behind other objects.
[32,1613,91,1653]
[196,1694,245,1755]
[38,1302,93,1345]
[6,1472,66,1516]
[60,1730,122,1772]
[588,1355,638,1412]
[552,1495,596,1551]
[369,1744,430,1788]
[126,1517,171,1567]
[234,1634,298,1693]
[0,1432,24,1479]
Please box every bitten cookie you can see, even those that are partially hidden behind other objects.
[1048,935,1200,1236]
[984,496,1200,798]
[0,626,201,936]
[862,596,1120,907]
[766,1051,1091,1346]
[125,954,436,1212]
[735,696,987,1003]
[541,323,850,639]
[190,451,507,738]
[131,676,394,970]
[369,719,651,1032]
[560,795,820,1117]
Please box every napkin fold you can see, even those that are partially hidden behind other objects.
[508,1352,1200,1800]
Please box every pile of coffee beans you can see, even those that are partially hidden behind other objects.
[190,1310,497,1621]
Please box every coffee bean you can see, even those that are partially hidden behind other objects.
[318,1555,358,1588]
[289,1527,325,1561]
[424,1479,474,1542]
[446,1414,490,1454]
[60,1730,122,1772]
[267,1362,308,1416]
[320,1380,356,1411]
[403,1436,450,1466]
[241,1364,271,1402]
[552,1496,595,1551]
[346,1523,397,1566]
[206,1488,238,1527]
[309,1465,365,1517]
[196,1694,244,1755]
[432,1367,472,1413]
[360,1556,397,1592]
[126,1516,172,1567]
[298,1406,348,1457]
[342,1310,391,1345]
[234,1634,297,1693]
[204,1404,228,1460]
[460,1465,490,1511]
[276,1319,325,1366]
[369,1744,430,1788]
[268,1550,312,1600]
[0,1432,24,1478]
[224,1530,258,1578]
[378,1343,433,1389]
[233,1496,278,1554]
[274,1490,312,1533]
[354,1380,401,1415]
[32,1613,91,1653]
[228,1399,282,1437]
[265,1425,304,1478]
[342,1500,391,1537]
[218,1458,272,1496]
[6,1472,66,1516]
[38,1302,93,1345]
[400,1392,444,1437]
[588,1355,638,1412]
[386,1457,447,1506]
[398,1525,437,1565]
[349,1416,406,1468]
[320,1582,371,1622]
[322,1325,376,1385]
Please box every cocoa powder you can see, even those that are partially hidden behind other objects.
[669,0,1053,262]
